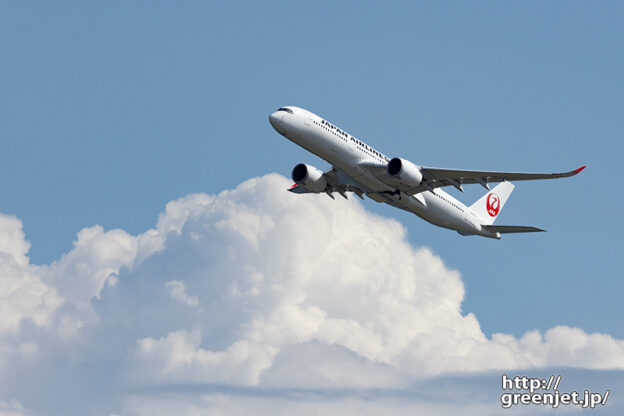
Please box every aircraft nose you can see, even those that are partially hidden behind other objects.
[269,111,283,131]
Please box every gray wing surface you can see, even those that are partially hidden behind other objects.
[290,163,585,198]
[288,167,365,199]
[406,165,586,195]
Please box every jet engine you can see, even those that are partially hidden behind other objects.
[386,157,423,190]
[291,163,327,193]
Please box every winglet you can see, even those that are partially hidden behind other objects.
[573,165,586,175]
[558,165,586,178]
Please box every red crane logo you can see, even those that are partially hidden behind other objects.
[486,193,500,217]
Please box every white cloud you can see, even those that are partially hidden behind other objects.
[0,215,30,267]
[120,392,493,416]
[42,225,138,308]
[0,174,622,415]
[131,329,278,386]
[0,214,64,336]
[165,281,199,308]
[0,399,34,416]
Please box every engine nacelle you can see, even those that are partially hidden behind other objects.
[386,157,423,190]
[291,163,327,193]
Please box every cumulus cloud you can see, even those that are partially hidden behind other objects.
[0,174,622,415]
[0,214,62,334]
[165,281,199,308]
[42,225,138,307]
[0,399,34,416]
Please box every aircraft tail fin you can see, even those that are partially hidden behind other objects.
[470,181,514,225]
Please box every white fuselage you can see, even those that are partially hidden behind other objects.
[269,106,496,238]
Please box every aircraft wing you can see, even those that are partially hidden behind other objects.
[288,167,365,199]
[406,165,586,195]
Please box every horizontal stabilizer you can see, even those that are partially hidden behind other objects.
[482,225,545,234]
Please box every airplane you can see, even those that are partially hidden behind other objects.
[268,106,585,239]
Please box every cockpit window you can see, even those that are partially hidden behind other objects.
[277,107,294,114]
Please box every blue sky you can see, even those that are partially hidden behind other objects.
[0,2,623,414]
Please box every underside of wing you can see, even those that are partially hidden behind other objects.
[405,165,586,195]
[288,167,366,200]
[287,183,312,193]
